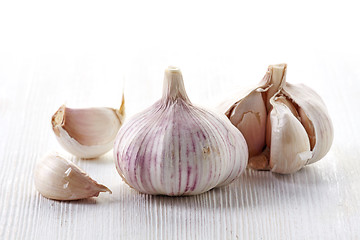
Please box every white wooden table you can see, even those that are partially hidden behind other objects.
[1,1,360,239]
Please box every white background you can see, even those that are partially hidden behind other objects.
[1,0,359,112]
[1,0,360,239]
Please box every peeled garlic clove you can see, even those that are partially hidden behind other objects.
[52,96,125,159]
[34,153,111,201]
[219,63,334,174]
[114,66,248,196]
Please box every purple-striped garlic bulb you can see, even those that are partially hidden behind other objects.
[218,64,334,174]
[114,66,248,196]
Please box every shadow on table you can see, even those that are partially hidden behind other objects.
[31,162,334,217]
[107,164,333,210]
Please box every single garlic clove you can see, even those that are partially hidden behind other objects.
[283,83,334,164]
[268,98,312,173]
[114,66,248,196]
[52,96,125,159]
[227,91,267,157]
[34,153,111,201]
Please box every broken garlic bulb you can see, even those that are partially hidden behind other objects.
[51,96,125,159]
[114,66,248,196]
[218,64,334,174]
[34,153,111,200]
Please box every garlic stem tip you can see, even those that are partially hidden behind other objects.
[118,93,126,118]
[101,185,112,194]
[166,65,181,73]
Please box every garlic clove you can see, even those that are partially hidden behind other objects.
[52,96,125,159]
[283,83,334,164]
[34,153,111,201]
[227,91,267,157]
[269,98,312,173]
[114,66,248,196]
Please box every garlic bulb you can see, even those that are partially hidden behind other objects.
[52,96,125,159]
[34,153,111,200]
[114,66,248,196]
[218,63,333,174]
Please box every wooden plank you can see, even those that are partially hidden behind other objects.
[0,55,359,240]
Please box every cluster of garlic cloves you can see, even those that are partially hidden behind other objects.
[34,153,111,201]
[114,66,248,196]
[51,95,125,159]
[219,64,333,174]
[35,96,125,200]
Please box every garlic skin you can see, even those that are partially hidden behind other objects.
[219,64,333,174]
[114,66,248,196]
[34,153,111,201]
[52,96,125,159]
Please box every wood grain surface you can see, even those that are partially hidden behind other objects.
[1,53,359,240]
[1,1,360,238]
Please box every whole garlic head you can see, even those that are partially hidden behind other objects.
[51,96,125,159]
[218,64,334,174]
[114,66,248,196]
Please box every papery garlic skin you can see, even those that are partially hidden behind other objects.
[52,96,125,159]
[228,91,267,158]
[219,64,334,174]
[114,66,248,196]
[34,153,111,201]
